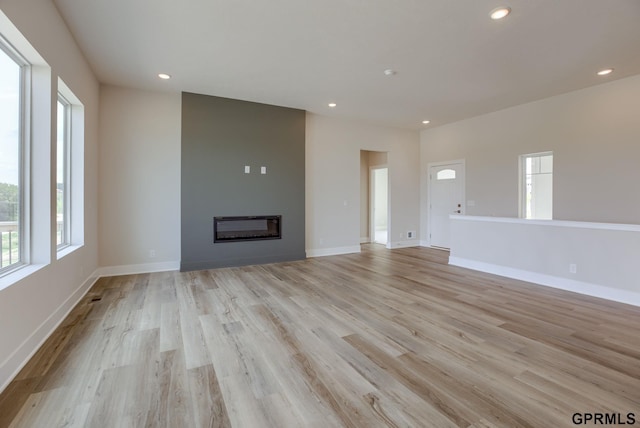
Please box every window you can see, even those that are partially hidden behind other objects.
[56,95,70,247]
[436,169,456,180]
[57,79,84,257]
[520,152,553,219]
[0,39,27,274]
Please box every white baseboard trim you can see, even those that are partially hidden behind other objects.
[96,260,180,277]
[0,270,100,394]
[360,237,370,244]
[388,240,420,249]
[449,256,640,307]
[306,246,361,258]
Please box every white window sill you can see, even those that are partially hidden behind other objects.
[57,244,83,260]
[0,263,47,291]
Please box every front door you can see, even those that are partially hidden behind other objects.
[429,162,464,249]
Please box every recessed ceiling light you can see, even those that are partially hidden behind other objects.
[384,69,397,76]
[328,103,337,108]
[158,73,171,80]
[597,68,614,76]
[422,120,431,124]
[490,7,511,20]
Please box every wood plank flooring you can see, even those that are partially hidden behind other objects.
[1,245,639,427]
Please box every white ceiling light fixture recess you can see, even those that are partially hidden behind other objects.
[422,120,430,124]
[597,68,614,76]
[384,69,397,76]
[158,73,171,80]
[490,7,511,20]
[328,102,337,107]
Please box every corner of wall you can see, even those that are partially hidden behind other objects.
[0,270,100,394]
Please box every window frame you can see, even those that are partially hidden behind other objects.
[519,151,553,220]
[56,93,71,249]
[0,35,30,277]
[56,78,85,260]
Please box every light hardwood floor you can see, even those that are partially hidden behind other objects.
[1,245,639,427]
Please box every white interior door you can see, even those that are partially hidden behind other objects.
[429,162,464,249]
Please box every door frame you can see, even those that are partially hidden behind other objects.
[427,159,465,248]
[370,165,390,247]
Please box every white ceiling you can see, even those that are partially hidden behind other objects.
[53,0,640,130]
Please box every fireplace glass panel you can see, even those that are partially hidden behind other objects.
[214,215,281,242]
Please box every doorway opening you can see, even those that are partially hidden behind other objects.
[360,150,389,246]
[371,167,388,245]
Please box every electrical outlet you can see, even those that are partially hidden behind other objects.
[149,249,156,258]
[569,263,577,274]
[407,230,416,239]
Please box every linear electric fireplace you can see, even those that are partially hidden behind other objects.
[214,215,281,243]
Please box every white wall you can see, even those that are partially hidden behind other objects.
[306,114,420,256]
[97,94,419,270]
[421,74,640,305]
[420,73,640,242]
[450,216,640,306]
[98,86,181,274]
[0,0,100,392]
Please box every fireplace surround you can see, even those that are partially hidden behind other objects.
[181,93,304,271]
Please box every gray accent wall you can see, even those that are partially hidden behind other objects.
[181,92,305,271]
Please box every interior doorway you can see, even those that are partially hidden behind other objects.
[360,150,389,246]
[371,167,388,245]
